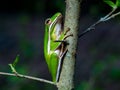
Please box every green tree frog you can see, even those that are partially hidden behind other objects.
[44,12,71,82]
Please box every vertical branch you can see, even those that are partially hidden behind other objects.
[57,0,81,90]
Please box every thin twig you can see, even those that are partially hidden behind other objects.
[105,11,120,21]
[103,7,117,20]
[78,20,99,38]
[78,8,119,38]
[0,72,56,85]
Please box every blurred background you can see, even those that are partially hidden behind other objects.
[0,0,120,90]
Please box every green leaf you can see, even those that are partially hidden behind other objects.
[12,55,20,68]
[9,64,17,73]
[103,0,117,8]
[116,0,120,7]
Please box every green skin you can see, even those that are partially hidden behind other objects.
[44,13,68,82]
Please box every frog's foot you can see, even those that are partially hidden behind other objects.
[64,27,70,35]
[64,34,73,40]
[54,40,69,45]
[63,27,73,39]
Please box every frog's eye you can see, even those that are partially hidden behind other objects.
[45,18,51,25]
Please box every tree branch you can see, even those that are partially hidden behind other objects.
[0,72,56,85]
[79,7,120,38]
[105,11,120,21]
[57,0,81,90]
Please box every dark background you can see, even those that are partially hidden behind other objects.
[0,0,120,90]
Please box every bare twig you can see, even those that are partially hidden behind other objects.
[103,7,117,20]
[0,72,56,85]
[105,11,120,21]
[79,8,120,38]
[0,62,56,85]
